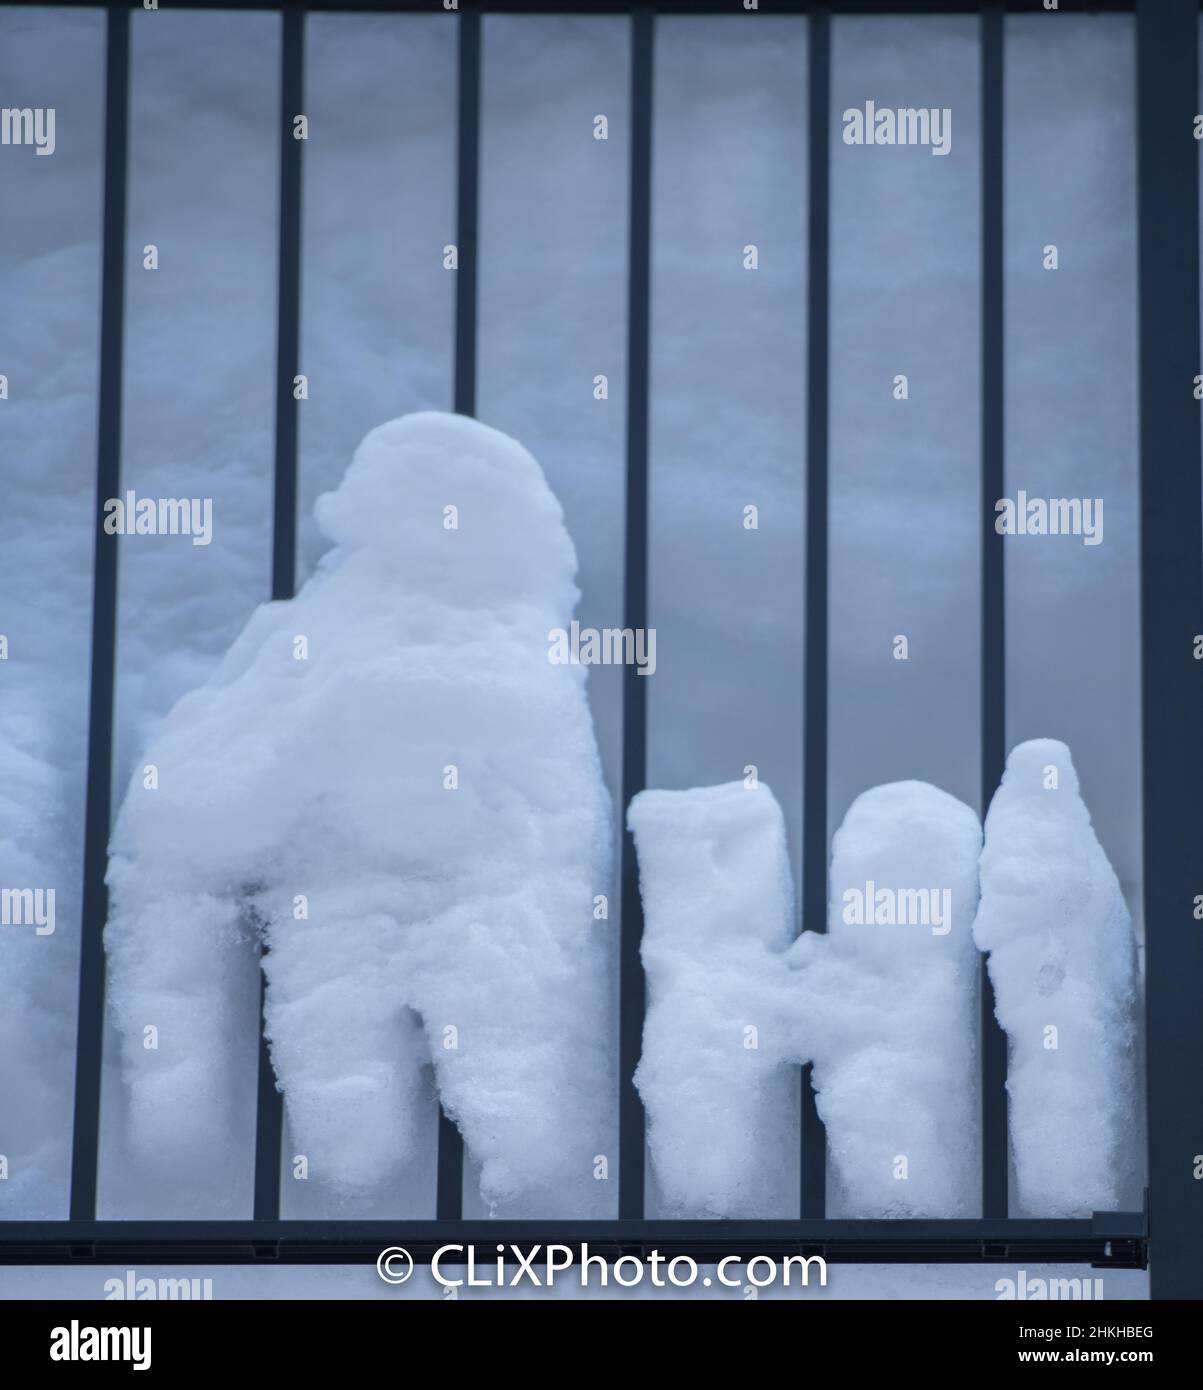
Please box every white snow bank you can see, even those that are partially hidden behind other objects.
[629,782,798,1217]
[0,12,105,1216]
[630,778,980,1218]
[0,736,79,1214]
[105,411,615,1215]
[973,738,1140,1216]
[790,781,982,1217]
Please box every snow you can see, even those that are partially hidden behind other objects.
[972,739,1141,1217]
[629,782,798,1218]
[0,1260,1150,1302]
[634,758,1140,1221]
[0,5,105,1217]
[828,14,983,825]
[792,780,982,1218]
[0,3,1148,1297]
[104,412,615,1217]
[1004,17,1142,951]
[631,778,980,1219]
[646,14,809,918]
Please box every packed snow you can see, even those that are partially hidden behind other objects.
[0,1259,1151,1302]
[973,739,1141,1217]
[631,778,981,1219]
[633,755,1141,1220]
[792,780,982,1218]
[630,782,799,1217]
[0,6,105,1217]
[104,412,615,1216]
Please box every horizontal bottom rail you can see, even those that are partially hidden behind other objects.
[0,1215,1146,1267]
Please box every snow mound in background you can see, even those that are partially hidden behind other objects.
[105,411,615,1215]
[630,782,798,1217]
[791,781,982,1217]
[973,738,1140,1216]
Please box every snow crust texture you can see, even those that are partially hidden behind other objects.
[104,413,615,1216]
[973,738,1140,1217]
[796,780,982,1218]
[632,751,1138,1219]
[630,782,799,1218]
[631,779,981,1218]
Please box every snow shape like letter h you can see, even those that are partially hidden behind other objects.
[629,778,982,1219]
[104,412,615,1215]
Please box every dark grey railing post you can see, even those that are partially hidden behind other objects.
[253,0,305,1222]
[801,0,830,1221]
[453,3,480,424]
[979,0,1008,1222]
[1135,0,1203,1301]
[435,0,481,1222]
[618,3,654,1221]
[68,0,130,1223]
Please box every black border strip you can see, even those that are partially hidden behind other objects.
[0,1,1141,16]
[1136,0,1203,1301]
[0,1215,1145,1266]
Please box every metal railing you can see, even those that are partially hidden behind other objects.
[2,0,1200,1299]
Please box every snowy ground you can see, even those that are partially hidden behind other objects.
[0,1262,1150,1303]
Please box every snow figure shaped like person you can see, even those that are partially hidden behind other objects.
[105,413,615,1216]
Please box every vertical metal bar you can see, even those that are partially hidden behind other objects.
[434,1104,463,1220]
[270,6,304,608]
[453,2,481,422]
[253,0,305,1222]
[618,3,653,1221]
[800,0,829,1221]
[69,0,130,1223]
[979,0,1008,1221]
[1135,0,1203,1301]
[269,5,304,609]
[435,0,481,1221]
